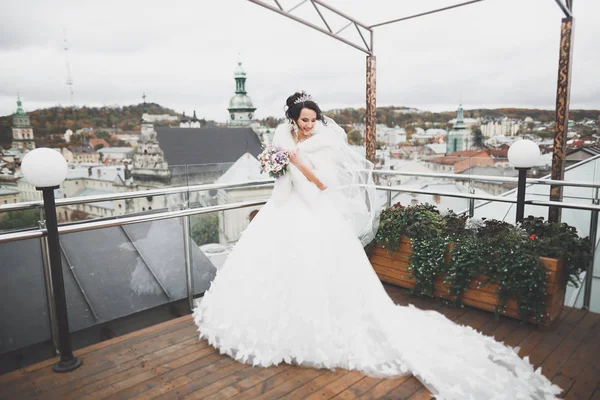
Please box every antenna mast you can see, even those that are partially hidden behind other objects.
[63,29,74,106]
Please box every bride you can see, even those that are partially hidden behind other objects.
[193,92,561,399]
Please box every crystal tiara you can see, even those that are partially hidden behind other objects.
[294,94,313,104]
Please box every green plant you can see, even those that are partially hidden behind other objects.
[371,203,592,323]
[191,214,219,246]
[520,216,592,286]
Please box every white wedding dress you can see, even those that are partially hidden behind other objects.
[193,118,561,400]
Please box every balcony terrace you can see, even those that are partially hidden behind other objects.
[0,285,598,400]
[2,158,600,399]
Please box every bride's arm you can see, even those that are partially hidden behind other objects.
[289,151,326,191]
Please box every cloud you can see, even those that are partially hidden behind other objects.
[1,0,598,122]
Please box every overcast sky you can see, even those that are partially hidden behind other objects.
[1,0,598,122]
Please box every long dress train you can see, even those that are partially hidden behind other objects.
[193,120,561,400]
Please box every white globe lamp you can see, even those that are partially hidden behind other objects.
[21,147,81,372]
[507,139,540,169]
[508,139,541,223]
[21,148,68,189]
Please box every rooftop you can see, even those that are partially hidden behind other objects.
[1,285,597,399]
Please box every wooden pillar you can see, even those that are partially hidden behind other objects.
[549,17,574,223]
[365,55,377,164]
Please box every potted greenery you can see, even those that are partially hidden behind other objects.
[369,203,592,326]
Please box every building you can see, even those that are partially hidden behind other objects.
[179,111,204,128]
[480,117,521,138]
[425,150,495,174]
[98,147,134,163]
[10,97,36,152]
[0,187,19,205]
[227,61,256,126]
[61,146,100,164]
[565,146,600,168]
[446,104,472,153]
[88,138,109,149]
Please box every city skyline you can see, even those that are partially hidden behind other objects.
[1,0,599,121]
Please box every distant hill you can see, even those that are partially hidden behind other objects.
[0,103,179,148]
[1,103,598,149]
[324,106,600,129]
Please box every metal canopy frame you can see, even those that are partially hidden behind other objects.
[248,0,577,221]
[247,0,373,55]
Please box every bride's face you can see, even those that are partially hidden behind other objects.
[296,108,317,135]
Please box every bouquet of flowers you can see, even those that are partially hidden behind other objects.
[258,145,290,179]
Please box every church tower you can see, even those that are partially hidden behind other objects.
[11,97,36,152]
[446,103,470,154]
[132,102,171,184]
[227,61,256,126]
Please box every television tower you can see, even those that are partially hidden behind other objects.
[63,29,74,105]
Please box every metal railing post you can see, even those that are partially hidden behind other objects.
[386,181,392,207]
[182,165,195,311]
[583,188,599,310]
[468,188,475,218]
[183,216,194,311]
[39,219,59,355]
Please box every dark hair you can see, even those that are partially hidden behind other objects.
[285,91,326,124]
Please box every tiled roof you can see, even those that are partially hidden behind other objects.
[155,127,263,165]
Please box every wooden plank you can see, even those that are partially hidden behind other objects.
[434,305,470,322]
[556,314,600,382]
[374,256,562,326]
[228,366,304,400]
[330,376,381,399]
[0,314,193,383]
[279,369,349,399]
[1,321,198,399]
[303,371,367,400]
[356,374,412,399]
[541,312,600,381]
[407,387,433,400]
[563,348,600,400]
[42,336,207,400]
[94,352,224,400]
[528,308,588,366]
[95,350,228,399]
[201,365,293,400]
[99,354,235,400]
[516,307,573,359]
[382,376,423,399]
[455,307,495,331]
[371,252,411,264]
[248,368,324,400]
[552,374,575,398]
[176,362,255,399]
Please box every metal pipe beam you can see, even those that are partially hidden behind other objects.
[549,16,575,222]
[366,55,377,163]
[554,0,573,17]
[247,0,372,55]
[369,0,485,28]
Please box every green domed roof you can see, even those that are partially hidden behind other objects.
[228,94,255,110]
[234,62,246,78]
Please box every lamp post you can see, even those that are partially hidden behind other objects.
[21,148,82,373]
[507,139,541,224]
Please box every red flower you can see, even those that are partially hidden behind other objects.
[529,234,537,240]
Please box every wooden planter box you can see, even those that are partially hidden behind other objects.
[370,237,566,327]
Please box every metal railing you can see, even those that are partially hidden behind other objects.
[1,174,599,356]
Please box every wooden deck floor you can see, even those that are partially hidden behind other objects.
[1,284,598,400]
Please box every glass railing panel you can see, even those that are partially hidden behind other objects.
[0,208,42,234]
[58,216,216,331]
[0,238,51,356]
[192,207,265,275]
